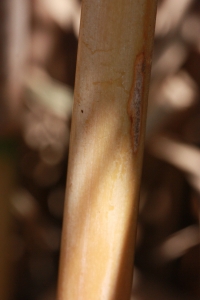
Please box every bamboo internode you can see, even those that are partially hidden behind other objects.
[58,1,157,299]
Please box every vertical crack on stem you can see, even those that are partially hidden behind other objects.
[128,53,145,153]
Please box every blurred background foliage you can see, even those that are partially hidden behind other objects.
[0,0,199,299]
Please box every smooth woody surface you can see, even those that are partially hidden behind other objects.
[58,1,157,299]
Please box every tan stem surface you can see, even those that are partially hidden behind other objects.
[58,1,157,299]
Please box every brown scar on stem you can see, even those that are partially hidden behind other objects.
[128,53,145,153]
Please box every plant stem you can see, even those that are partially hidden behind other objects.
[58,1,157,299]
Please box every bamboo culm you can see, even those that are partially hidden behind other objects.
[57,1,157,299]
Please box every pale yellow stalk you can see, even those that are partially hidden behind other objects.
[58,1,157,299]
